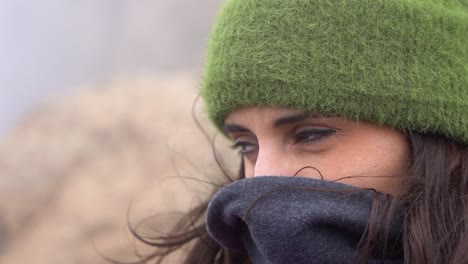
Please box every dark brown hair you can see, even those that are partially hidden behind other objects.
[120,132,467,264]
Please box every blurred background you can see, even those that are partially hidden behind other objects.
[0,1,238,263]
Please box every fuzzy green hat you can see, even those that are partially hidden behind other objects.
[201,0,468,143]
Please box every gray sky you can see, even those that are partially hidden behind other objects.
[0,0,220,137]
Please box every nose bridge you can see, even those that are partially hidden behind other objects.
[253,142,323,179]
[254,144,289,177]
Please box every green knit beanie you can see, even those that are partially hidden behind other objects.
[201,0,468,143]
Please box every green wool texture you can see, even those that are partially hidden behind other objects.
[201,0,468,143]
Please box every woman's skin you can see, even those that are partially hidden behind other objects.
[223,107,411,195]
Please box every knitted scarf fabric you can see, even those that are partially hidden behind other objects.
[206,176,404,263]
[201,0,468,144]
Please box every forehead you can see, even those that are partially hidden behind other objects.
[224,107,325,123]
[223,107,338,135]
[222,106,402,133]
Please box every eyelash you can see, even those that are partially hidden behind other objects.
[230,128,336,155]
[294,128,336,143]
[230,141,258,155]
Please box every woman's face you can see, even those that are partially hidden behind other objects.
[223,107,411,194]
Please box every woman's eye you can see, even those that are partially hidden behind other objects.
[295,128,336,143]
[231,141,258,154]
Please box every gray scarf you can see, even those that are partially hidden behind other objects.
[206,176,404,264]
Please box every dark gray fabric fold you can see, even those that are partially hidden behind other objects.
[206,176,403,264]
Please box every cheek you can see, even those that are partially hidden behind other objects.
[313,133,410,194]
[366,133,410,177]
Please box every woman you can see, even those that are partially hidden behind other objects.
[131,0,468,263]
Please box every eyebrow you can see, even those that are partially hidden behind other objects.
[273,113,311,127]
[222,124,250,134]
[223,113,326,134]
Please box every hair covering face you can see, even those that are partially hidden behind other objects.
[201,0,468,143]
